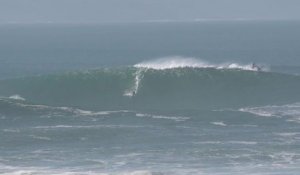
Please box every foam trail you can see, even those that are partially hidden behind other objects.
[124,68,145,97]
[0,96,130,116]
[0,169,154,175]
[239,103,300,123]
[136,112,190,122]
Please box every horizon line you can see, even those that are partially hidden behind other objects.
[1,18,300,24]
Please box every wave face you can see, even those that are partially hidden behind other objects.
[0,59,299,111]
[1,59,300,175]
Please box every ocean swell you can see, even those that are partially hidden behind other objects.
[0,59,299,111]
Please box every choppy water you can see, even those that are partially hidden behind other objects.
[1,21,300,175]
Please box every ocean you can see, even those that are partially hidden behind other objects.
[0,21,300,175]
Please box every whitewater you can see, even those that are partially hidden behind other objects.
[1,21,300,175]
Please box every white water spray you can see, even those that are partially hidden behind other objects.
[123,68,145,97]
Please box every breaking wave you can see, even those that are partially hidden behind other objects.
[134,56,267,71]
[0,58,299,111]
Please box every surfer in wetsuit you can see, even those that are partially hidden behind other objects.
[252,63,261,71]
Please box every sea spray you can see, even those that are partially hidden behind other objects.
[134,56,268,71]
[123,68,146,97]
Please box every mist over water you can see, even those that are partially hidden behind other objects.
[1,21,300,79]
[1,21,300,174]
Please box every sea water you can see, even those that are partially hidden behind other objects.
[0,21,300,174]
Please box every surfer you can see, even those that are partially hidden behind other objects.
[252,63,261,71]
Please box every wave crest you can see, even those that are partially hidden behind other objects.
[134,56,267,71]
[0,63,299,111]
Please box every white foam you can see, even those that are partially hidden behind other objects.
[211,121,227,126]
[114,153,144,158]
[227,141,257,145]
[136,112,190,122]
[0,169,154,175]
[120,171,153,175]
[123,69,144,97]
[134,56,213,70]
[1,170,36,175]
[12,101,130,117]
[194,141,222,145]
[8,94,26,101]
[194,141,257,145]
[0,170,109,175]
[269,152,300,165]
[135,113,148,117]
[239,103,300,123]
[54,107,127,116]
[134,56,266,71]
[240,124,258,127]
[59,107,129,116]
[2,129,20,133]
[239,108,275,117]
[29,135,51,141]
[33,124,145,130]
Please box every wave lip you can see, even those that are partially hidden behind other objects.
[134,56,266,71]
[134,56,213,70]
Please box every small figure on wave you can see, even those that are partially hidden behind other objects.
[252,62,261,71]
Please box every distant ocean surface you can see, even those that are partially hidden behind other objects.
[0,21,300,175]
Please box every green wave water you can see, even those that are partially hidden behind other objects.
[1,22,300,175]
[1,66,300,111]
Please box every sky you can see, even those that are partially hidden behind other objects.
[1,0,300,23]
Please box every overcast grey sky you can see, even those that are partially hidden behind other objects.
[1,0,300,23]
